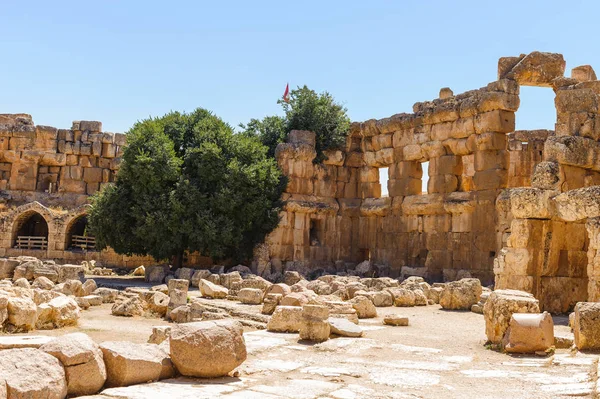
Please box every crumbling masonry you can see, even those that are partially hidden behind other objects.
[1,51,599,312]
[267,51,600,313]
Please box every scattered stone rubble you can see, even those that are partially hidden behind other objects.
[0,319,247,398]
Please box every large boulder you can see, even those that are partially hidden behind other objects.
[483,289,540,344]
[573,302,600,350]
[283,271,303,286]
[191,269,211,287]
[49,295,80,327]
[299,304,330,342]
[170,319,247,378]
[36,295,80,330]
[349,295,377,318]
[167,279,189,318]
[174,267,194,282]
[329,317,363,338]
[94,287,119,303]
[146,291,170,316]
[112,296,145,317]
[6,296,37,331]
[81,279,97,296]
[144,264,170,284]
[503,312,554,353]
[57,264,84,283]
[40,333,106,396]
[199,279,228,299]
[100,341,170,387]
[439,278,482,310]
[261,293,282,315]
[220,272,243,289]
[0,258,20,279]
[32,276,54,290]
[238,288,263,305]
[280,291,314,307]
[13,259,41,280]
[32,289,63,306]
[267,283,292,297]
[388,288,416,307]
[0,348,67,398]
[266,306,303,333]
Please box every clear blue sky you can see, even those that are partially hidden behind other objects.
[1,0,595,135]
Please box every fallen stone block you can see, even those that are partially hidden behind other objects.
[573,302,600,350]
[145,264,170,284]
[170,319,247,378]
[100,341,170,387]
[239,288,263,305]
[299,304,330,342]
[83,295,103,306]
[267,283,292,296]
[40,332,107,396]
[483,289,540,344]
[328,317,363,337]
[0,348,67,398]
[384,314,409,326]
[94,287,119,303]
[191,269,211,287]
[439,278,482,310]
[388,288,416,307]
[555,331,574,349]
[349,295,377,318]
[261,293,282,315]
[6,296,36,331]
[111,295,145,317]
[32,276,54,290]
[280,291,314,307]
[199,278,228,299]
[267,305,303,333]
[503,312,554,353]
[57,264,84,283]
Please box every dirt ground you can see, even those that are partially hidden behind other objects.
[6,292,599,399]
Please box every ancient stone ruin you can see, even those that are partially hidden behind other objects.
[0,51,599,316]
[267,51,600,314]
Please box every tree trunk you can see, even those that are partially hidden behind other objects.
[172,250,184,271]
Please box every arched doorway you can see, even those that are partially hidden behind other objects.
[66,215,96,251]
[13,211,49,250]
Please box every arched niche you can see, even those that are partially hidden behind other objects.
[13,211,49,249]
[65,214,96,251]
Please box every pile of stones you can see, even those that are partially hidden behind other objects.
[0,319,247,398]
[0,257,111,332]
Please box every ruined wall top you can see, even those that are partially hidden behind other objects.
[0,114,125,208]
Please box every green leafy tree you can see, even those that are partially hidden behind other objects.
[240,85,350,162]
[88,108,286,268]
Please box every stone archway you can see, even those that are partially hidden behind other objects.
[12,210,49,249]
[65,214,95,251]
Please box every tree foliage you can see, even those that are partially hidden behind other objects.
[240,85,350,162]
[88,108,287,266]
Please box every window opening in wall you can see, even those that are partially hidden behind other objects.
[422,161,430,194]
[515,86,556,130]
[309,218,323,247]
[379,167,389,197]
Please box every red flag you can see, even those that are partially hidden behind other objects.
[283,83,290,103]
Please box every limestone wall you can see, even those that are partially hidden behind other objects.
[492,56,600,312]
[267,51,600,310]
[0,114,147,267]
[0,114,123,208]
